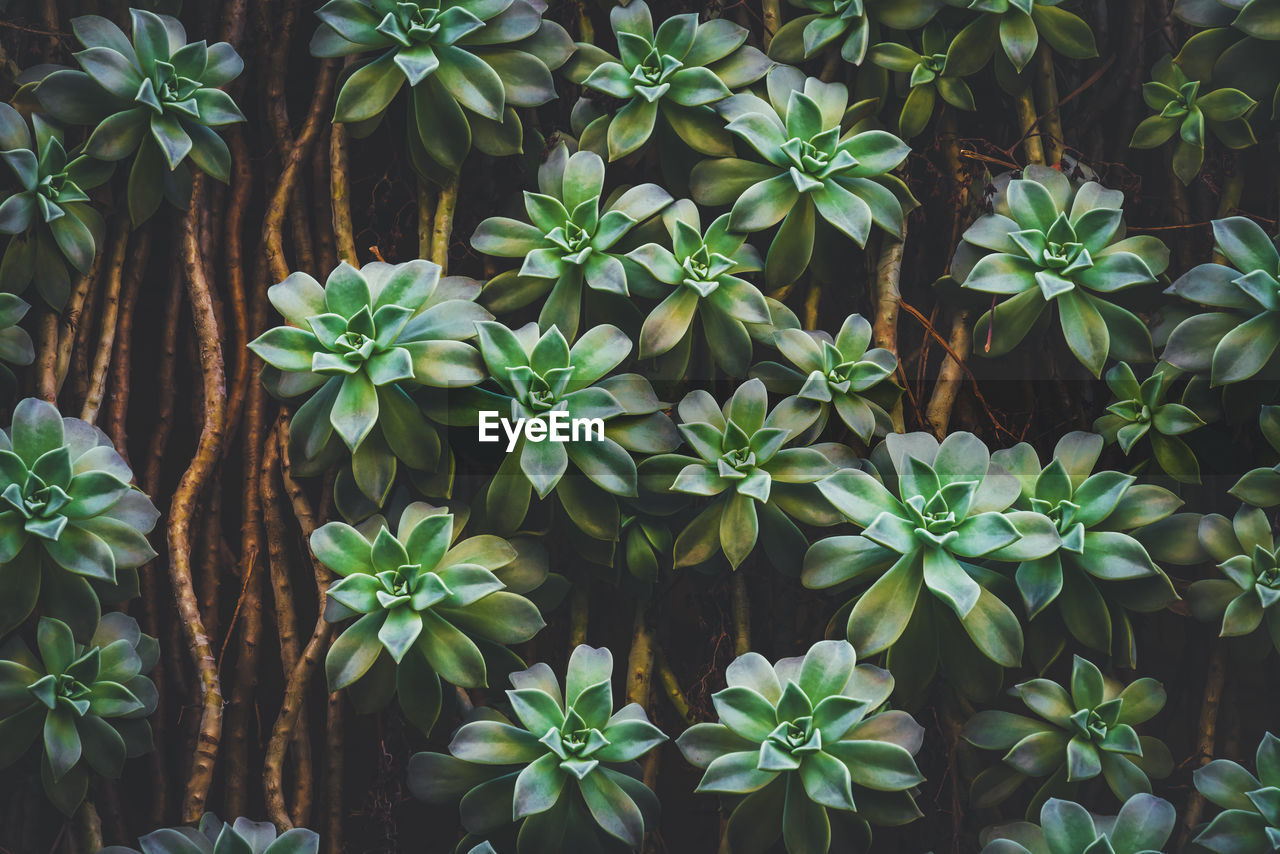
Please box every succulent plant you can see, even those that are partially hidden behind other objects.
[312,0,572,179]
[0,614,157,815]
[1229,406,1280,508]
[0,398,160,640]
[408,645,666,852]
[0,105,111,310]
[751,312,900,444]
[562,2,770,161]
[690,66,914,289]
[803,432,1060,696]
[963,655,1172,813]
[1187,504,1280,656]
[640,378,844,572]
[249,259,488,515]
[768,0,942,66]
[314,503,547,733]
[34,11,245,224]
[943,0,1098,78]
[1093,362,1205,484]
[100,813,320,854]
[979,794,1176,854]
[953,166,1169,377]
[990,431,1180,668]
[868,24,977,139]
[1193,731,1280,854]
[472,144,672,339]
[1175,0,1280,127]
[0,293,35,386]
[676,640,925,854]
[1163,216,1280,388]
[628,199,769,377]
[1131,55,1257,185]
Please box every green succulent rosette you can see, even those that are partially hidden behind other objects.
[0,293,35,387]
[768,0,942,66]
[640,378,847,573]
[312,0,572,180]
[0,398,160,640]
[868,24,977,139]
[690,66,914,289]
[0,105,111,310]
[1093,362,1205,484]
[473,144,673,339]
[803,431,1061,701]
[562,2,771,161]
[408,645,666,853]
[0,614,157,815]
[1193,731,1280,854]
[676,640,925,854]
[249,259,488,516]
[979,794,1176,854]
[33,11,245,225]
[1187,503,1280,655]
[627,199,769,377]
[101,814,320,854]
[953,166,1169,377]
[990,431,1180,668]
[1175,0,1280,127]
[1230,405,1280,507]
[942,0,1097,80]
[963,655,1173,815]
[1163,216,1280,389]
[431,320,678,540]
[315,503,548,734]
[750,312,900,444]
[1131,55,1257,185]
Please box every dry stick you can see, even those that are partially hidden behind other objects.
[418,178,436,261]
[330,121,358,264]
[222,128,255,451]
[1178,638,1228,848]
[55,257,101,394]
[730,572,750,656]
[324,689,345,854]
[35,308,58,402]
[72,801,102,854]
[105,228,152,454]
[431,175,459,273]
[803,282,821,331]
[625,601,654,706]
[1012,78,1047,166]
[923,309,972,438]
[171,179,229,823]
[655,647,694,725]
[1033,47,1064,166]
[81,227,130,424]
[312,126,339,273]
[68,247,102,408]
[873,225,909,430]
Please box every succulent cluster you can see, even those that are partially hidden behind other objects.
[1193,731,1280,854]
[980,794,1176,854]
[101,814,320,854]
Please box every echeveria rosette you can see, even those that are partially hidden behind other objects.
[0,398,160,640]
[562,2,771,161]
[942,0,1097,80]
[750,313,900,444]
[768,0,943,66]
[314,503,547,734]
[312,0,572,179]
[803,432,1060,699]
[868,24,977,139]
[990,431,1181,668]
[676,640,925,854]
[628,199,769,377]
[1093,362,1205,484]
[434,321,678,540]
[101,813,320,854]
[472,144,672,339]
[1175,0,1280,125]
[35,11,245,225]
[408,645,666,852]
[954,166,1169,378]
[1131,55,1257,185]
[979,794,1176,854]
[0,614,157,815]
[1230,405,1280,508]
[0,294,35,387]
[963,655,1173,815]
[640,378,845,573]
[690,67,914,289]
[1163,216,1280,388]
[249,259,488,515]
[1187,504,1280,656]
[0,105,110,310]
[1193,731,1280,854]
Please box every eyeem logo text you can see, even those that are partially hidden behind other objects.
[477,411,605,452]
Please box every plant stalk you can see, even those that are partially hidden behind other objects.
[730,571,750,656]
